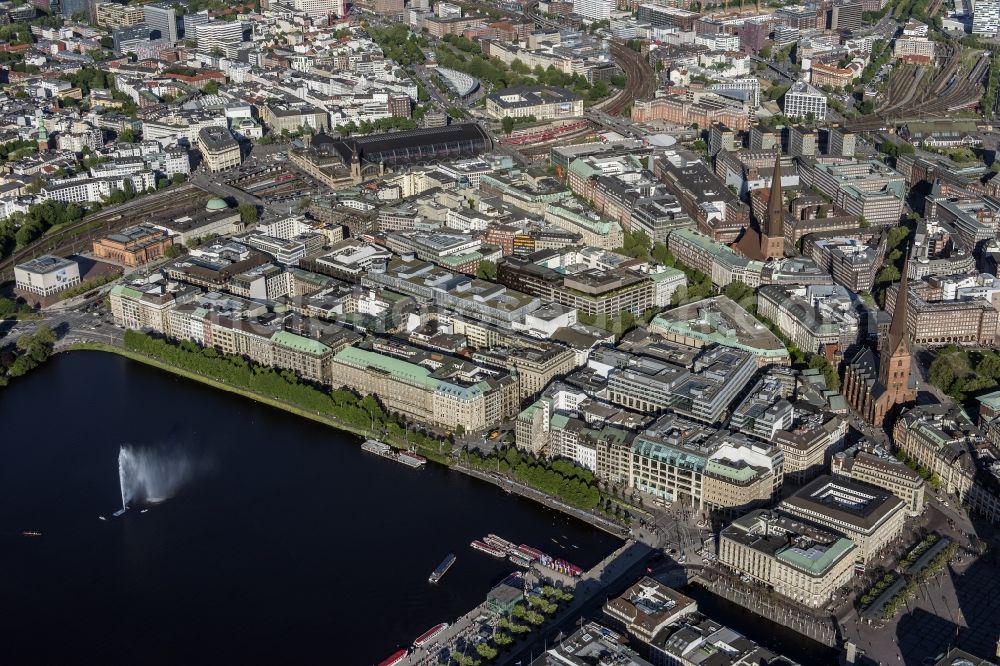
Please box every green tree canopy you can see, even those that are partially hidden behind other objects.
[237,202,258,225]
[475,260,497,281]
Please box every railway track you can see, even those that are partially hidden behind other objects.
[0,184,203,282]
[908,52,988,115]
[848,44,987,130]
[603,41,657,117]
[877,64,923,115]
[929,42,959,95]
[519,126,601,157]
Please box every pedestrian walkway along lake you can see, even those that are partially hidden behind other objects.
[0,352,621,665]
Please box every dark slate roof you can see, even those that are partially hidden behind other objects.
[311,122,491,164]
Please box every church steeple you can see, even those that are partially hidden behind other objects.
[885,251,910,352]
[760,152,785,259]
[34,108,48,152]
[350,143,361,182]
[766,152,783,238]
[879,249,912,393]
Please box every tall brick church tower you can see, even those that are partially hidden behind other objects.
[761,153,785,260]
[877,260,914,409]
[842,254,917,428]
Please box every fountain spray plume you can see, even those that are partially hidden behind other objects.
[118,443,198,509]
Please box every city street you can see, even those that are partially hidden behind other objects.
[413,64,460,111]
[2,300,119,349]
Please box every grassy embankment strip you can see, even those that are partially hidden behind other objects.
[67,342,451,465]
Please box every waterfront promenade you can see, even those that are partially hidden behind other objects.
[453,462,631,540]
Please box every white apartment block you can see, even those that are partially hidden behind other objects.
[573,0,613,21]
[243,234,307,266]
[195,20,243,53]
[293,0,341,17]
[782,82,828,121]
[256,216,314,240]
[42,173,156,204]
[57,129,103,153]
[973,0,1000,35]
[709,79,761,107]
[894,35,935,59]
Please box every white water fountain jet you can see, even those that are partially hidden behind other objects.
[117,444,195,510]
[119,447,128,509]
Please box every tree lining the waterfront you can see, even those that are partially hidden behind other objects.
[460,446,604,511]
[119,331,453,461]
[125,329,352,413]
[0,325,56,388]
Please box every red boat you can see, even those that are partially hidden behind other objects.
[378,649,408,666]
[518,544,545,560]
[413,622,449,647]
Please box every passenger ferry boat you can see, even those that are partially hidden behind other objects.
[509,554,533,568]
[428,553,456,583]
[361,440,426,469]
[377,649,408,666]
[413,622,449,647]
[484,534,517,553]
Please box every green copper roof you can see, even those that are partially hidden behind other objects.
[568,158,599,180]
[648,267,685,282]
[705,459,756,482]
[977,390,1000,411]
[670,228,765,270]
[436,379,487,400]
[440,251,484,268]
[550,413,571,430]
[288,267,338,287]
[333,345,440,391]
[632,436,708,472]
[777,537,854,575]
[271,330,331,356]
[518,399,544,422]
[548,204,621,236]
[649,313,788,358]
[111,284,143,300]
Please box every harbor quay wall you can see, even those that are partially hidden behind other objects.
[453,462,630,540]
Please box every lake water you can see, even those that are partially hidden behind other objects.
[0,352,620,665]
